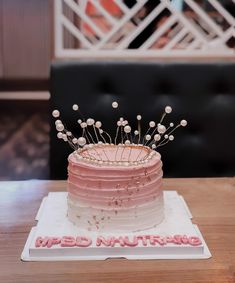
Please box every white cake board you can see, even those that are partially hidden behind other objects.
[21,191,211,261]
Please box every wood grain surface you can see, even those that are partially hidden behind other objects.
[0,178,235,283]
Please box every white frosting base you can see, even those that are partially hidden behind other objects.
[67,194,164,232]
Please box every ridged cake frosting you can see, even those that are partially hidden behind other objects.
[67,144,164,232]
[52,103,187,232]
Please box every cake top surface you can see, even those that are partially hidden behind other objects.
[69,143,161,169]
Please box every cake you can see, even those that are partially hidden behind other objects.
[52,102,187,233]
[67,144,164,232]
[25,103,198,261]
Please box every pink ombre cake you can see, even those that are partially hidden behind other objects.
[67,144,164,232]
[52,103,187,233]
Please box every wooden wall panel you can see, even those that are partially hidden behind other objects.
[2,0,51,79]
[0,0,3,78]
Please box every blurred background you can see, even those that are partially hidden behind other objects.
[0,0,234,180]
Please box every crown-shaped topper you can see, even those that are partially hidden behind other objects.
[52,102,187,166]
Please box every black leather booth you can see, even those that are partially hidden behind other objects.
[50,61,235,179]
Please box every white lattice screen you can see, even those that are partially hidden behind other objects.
[54,0,235,58]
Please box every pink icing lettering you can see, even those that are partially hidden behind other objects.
[118,237,126,247]
[41,237,53,248]
[110,236,125,247]
[35,234,202,248]
[150,235,165,246]
[35,237,60,248]
[35,237,43,248]
[165,236,174,243]
[61,236,76,247]
[76,236,92,247]
[124,236,138,247]
[173,235,182,245]
[149,235,156,245]
[52,237,61,245]
[46,237,62,248]
[96,236,112,247]
[181,235,189,244]
[188,236,202,246]
[137,235,148,246]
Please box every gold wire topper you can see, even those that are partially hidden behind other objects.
[52,101,187,165]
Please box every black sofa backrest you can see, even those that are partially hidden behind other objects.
[50,61,235,179]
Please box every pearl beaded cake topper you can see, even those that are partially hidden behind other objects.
[52,102,187,166]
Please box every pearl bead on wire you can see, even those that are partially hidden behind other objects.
[72,104,79,111]
[112,102,118,108]
[154,134,161,141]
[157,124,166,134]
[80,122,87,128]
[95,121,102,128]
[57,132,63,139]
[124,125,131,133]
[55,119,62,125]
[165,106,172,114]
[52,110,60,118]
[78,137,86,146]
[180,120,187,127]
[62,134,67,141]
[56,123,64,132]
[145,134,151,141]
[87,118,95,126]
[134,130,139,135]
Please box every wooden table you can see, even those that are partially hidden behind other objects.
[0,178,235,283]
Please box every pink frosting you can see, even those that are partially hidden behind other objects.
[67,144,164,231]
[68,145,163,208]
